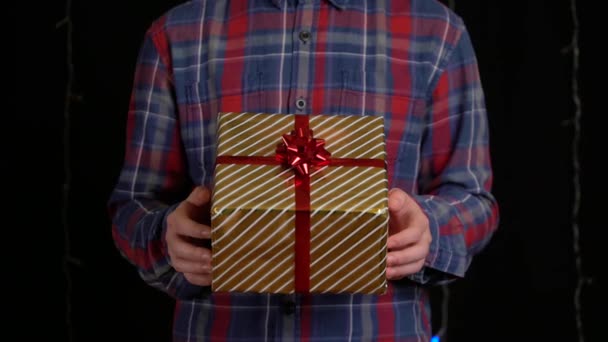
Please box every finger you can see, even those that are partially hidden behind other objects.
[166,201,211,239]
[386,243,429,268]
[174,217,211,239]
[168,237,211,263]
[171,257,212,274]
[387,225,424,250]
[386,259,425,280]
[183,272,212,286]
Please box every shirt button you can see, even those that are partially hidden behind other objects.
[296,98,306,110]
[299,30,311,43]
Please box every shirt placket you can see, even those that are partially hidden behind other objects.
[282,2,316,340]
[287,0,315,115]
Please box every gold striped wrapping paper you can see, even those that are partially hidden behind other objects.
[211,112,389,294]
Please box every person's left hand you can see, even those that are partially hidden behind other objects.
[386,188,432,280]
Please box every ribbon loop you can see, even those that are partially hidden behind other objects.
[276,125,331,176]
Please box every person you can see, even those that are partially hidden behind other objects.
[108,0,499,340]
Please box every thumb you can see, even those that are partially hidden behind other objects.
[186,186,211,207]
[388,188,412,235]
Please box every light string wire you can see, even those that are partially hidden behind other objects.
[564,1,590,341]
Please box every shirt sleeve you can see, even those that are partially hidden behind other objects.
[407,24,499,285]
[107,21,206,299]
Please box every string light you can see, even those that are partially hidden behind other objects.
[564,1,591,342]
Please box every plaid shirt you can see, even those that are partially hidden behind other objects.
[108,0,499,340]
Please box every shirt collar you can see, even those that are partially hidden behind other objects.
[270,0,349,10]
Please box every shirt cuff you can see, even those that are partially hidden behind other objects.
[407,195,469,285]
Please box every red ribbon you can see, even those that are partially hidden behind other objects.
[275,115,320,292]
[275,116,331,176]
[216,114,385,293]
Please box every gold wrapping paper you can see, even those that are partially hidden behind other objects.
[211,112,388,294]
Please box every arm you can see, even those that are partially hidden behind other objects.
[412,25,499,284]
[387,24,499,285]
[107,21,207,299]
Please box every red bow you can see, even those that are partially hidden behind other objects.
[276,126,331,176]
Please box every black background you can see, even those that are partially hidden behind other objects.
[54,1,603,341]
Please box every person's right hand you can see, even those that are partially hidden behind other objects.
[166,186,212,286]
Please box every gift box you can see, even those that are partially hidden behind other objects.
[211,112,388,295]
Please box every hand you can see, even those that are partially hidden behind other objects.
[166,186,212,286]
[386,188,432,280]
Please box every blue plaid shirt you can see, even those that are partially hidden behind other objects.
[108,0,499,340]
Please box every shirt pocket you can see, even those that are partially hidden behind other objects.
[181,80,218,184]
[336,70,418,164]
[181,72,269,183]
